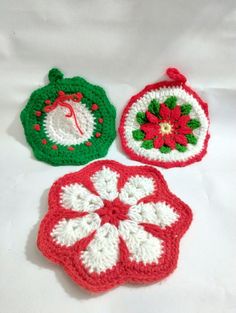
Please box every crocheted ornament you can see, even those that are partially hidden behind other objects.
[119,68,210,168]
[20,68,116,165]
[37,160,192,293]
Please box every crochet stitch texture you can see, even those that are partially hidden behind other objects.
[37,160,192,293]
[21,68,116,165]
[119,67,210,168]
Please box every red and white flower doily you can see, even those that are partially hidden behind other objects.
[119,68,210,168]
[38,160,192,293]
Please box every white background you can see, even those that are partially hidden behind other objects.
[0,0,236,312]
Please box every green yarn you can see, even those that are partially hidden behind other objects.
[159,146,171,154]
[136,112,147,125]
[165,96,177,109]
[141,140,154,149]
[20,68,116,166]
[181,104,192,115]
[148,99,160,116]
[48,68,64,83]
[187,119,201,129]
[186,134,197,145]
[132,129,145,141]
[176,144,187,152]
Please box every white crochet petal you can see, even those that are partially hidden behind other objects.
[60,183,103,212]
[80,223,119,273]
[51,213,101,247]
[128,202,179,228]
[90,166,119,201]
[118,220,163,264]
[119,175,155,205]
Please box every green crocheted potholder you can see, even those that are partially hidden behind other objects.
[20,68,116,166]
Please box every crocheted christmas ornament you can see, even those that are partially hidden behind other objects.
[21,68,116,165]
[37,160,192,293]
[119,68,210,168]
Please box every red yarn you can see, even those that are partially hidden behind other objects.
[166,67,187,83]
[37,160,192,293]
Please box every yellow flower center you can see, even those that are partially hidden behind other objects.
[159,122,172,135]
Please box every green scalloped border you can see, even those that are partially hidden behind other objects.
[20,70,116,166]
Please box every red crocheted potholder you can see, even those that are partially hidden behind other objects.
[119,68,210,168]
[37,160,192,293]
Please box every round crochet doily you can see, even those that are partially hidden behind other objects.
[37,160,192,293]
[119,68,210,168]
[21,68,116,165]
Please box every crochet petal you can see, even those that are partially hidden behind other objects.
[178,115,190,127]
[164,135,176,150]
[171,105,181,120]
[159,103,171,120]
[154,136,164,149]
[118,220,163,264]
[80,223,119,273]
[175,134,188,146]
[60,183,103,212]
[119,175,155,205]
[146,111,159,123]
[140,123,160,140]
[90,166,119,201]
[128,202,179,228]
[178,126,192,135]
[51,213,101,247]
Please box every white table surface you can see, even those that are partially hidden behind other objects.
[0,0,236,312]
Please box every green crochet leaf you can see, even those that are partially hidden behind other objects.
[136,112,147,125]
[159,146,171,154]
[132,129,145,141]
[187,119,201,129]
[176,144,187,152]
[181,104,192,115]
[141,140,154,149]
[165,96,177,109]
[186,134,197,145]
[148,99,160,116]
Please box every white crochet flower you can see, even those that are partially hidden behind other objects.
[38,161,192,292]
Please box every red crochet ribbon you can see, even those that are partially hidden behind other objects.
[44,91,84,135]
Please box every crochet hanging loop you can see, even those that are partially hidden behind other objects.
[166,67,187,83]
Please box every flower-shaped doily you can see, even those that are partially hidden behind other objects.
[21,68,116,165]
[119,67,210,168]
[38,160,192,293]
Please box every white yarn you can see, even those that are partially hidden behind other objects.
[128,201,179,228]
[51,213,101,247]
[44,100,95,145]
[90,166,120,201]
[60,183,103,212]
[80,223,119,273]
[123,86,209,162]
[118,220,163,264]
[119,175,155,205]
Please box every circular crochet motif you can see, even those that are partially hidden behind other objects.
[119,67,210,168]
[20,68,116,165]
[37,160,192,293]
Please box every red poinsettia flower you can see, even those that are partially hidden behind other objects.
[37,161,192,293]
[140,104,192,150]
